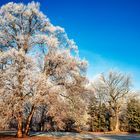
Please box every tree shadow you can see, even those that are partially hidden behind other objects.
[30,132,78,137]
[30,132,101,139]
[97,134,140,140]
[0,131,16,137]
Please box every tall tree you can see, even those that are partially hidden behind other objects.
[93,71,131,131]
[0,2,88,137]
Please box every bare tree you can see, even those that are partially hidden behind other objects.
[93,71,131,131]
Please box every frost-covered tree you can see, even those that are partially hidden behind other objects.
[93,71,131,131]
[0,49,50,137]
[44,48,88,131]
[0,1,88,138]
[0,1,61,53]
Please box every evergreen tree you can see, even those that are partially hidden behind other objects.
[127,98,140,132]
[88,96,109,132]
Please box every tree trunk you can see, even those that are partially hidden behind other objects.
[40,121,45,132]
[17,112,23,138]
[24,105,35,136]
[109,116,113,131]
[39,108,46,132]
[115,111,120,131]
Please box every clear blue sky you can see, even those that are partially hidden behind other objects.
[0,0,140,89]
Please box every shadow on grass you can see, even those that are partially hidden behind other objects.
[0,131,99,140]
[30,132,78,137]
[0,131,16,137]
[94,133,140,140]
[30,132,100,140]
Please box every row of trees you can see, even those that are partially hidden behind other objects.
[0,2,140,138]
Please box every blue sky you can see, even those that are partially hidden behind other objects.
[0,0,140,89]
